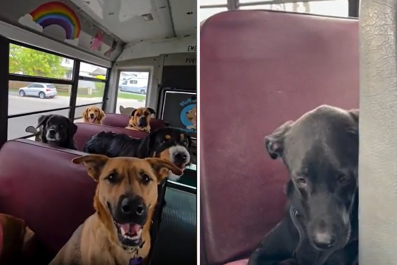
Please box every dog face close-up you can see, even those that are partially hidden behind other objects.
[141,127,192,180]
[129,107,155,128]
[265,105,359,251]
[37,114,77,146]
[83,106,105,124]
[72,155,182,248]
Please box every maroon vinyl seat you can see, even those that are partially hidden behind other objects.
[73,122,148,151]
[200,10,358,265]
[0,139,96,263]
[102,113,167,131]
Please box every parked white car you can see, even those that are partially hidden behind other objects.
[18,83,58,99]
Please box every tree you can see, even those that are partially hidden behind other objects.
[9,44,67,79]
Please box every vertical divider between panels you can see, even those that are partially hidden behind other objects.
[68,60,80,120]
[0,36,10,147]
[102,65,112,111]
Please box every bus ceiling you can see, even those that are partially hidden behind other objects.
[0,0,196,64]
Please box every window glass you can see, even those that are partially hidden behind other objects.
[8,81,71,116]
[9,44,74,80]
[200,7,228,21]
[75,80,106,106]
[116,71,148,114]
[8,109,69,140]
[239,0,349,17]
[79,62,108,79]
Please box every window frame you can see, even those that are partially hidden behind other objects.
[0,36,110,143]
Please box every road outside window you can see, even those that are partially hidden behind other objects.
[116,71,149,114]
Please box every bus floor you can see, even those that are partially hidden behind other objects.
[150,187,196,264]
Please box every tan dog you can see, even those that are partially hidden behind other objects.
[83,106,106,124]
[125,108,155,133]
[186,106,197,130]
[120,105,135,116]
[49,155,182,265]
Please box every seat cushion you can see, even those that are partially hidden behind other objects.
[0,140,95,261]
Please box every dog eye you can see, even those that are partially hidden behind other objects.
[141,174,151,184]
[337,173,348,184]
[106,173,117,183]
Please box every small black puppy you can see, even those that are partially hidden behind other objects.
[83,127,191,181]
[37,114,77,150]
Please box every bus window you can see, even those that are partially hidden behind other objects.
[116,71,149,114]
[239,0,349,17]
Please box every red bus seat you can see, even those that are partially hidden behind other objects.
[102,113,167,131]
[73,122,147,151]
[200,10,359,265]
[0,140,95,263]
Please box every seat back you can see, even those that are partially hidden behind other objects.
[200,10,359,264]
[0,140,95,262]
[74,122,147,151]
[102,113,167,131]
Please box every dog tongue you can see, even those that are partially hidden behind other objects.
[89,118,94,123]
[120,223,141,235]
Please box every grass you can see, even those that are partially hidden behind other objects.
[9,86,146,101]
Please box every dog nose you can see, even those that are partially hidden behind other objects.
[48,129,56,136]
[120,196,146,216]
[312,232,336,249]
[174,152,188,163]
[90,113,94,118]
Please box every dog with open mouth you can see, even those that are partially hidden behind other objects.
[125,107,156,133]
[48,155,182,265]
[83,127,191,181]
[37,114,78,150]
[248,105,359,265]
[83,106,106,124]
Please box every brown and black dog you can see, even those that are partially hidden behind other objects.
[49,155,182,265]
[125,107,155,133]
[83,106,106,124]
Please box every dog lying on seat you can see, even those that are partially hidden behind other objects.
[37,114,78,150]
[83,106,106,124]
[49,155,182,265]
[83,127,191,181]
[248,105,359,265]
[125,108,155,133]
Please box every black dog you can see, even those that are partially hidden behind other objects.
[83,127,191,181]
[37,114,77,150]
[248,105,359,265]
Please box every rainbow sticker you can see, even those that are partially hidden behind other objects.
[18,1,81,46]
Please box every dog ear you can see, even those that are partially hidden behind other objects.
[147,158,183,182]
[37,115,51,128]
[130,109,137,117]
[25,126,38,134]
[264,121,294,159]
[72,154,108,181]
[147,108,156,115]
[138,133,155,157]
[348,109,359,123]
[99,109,106,121]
